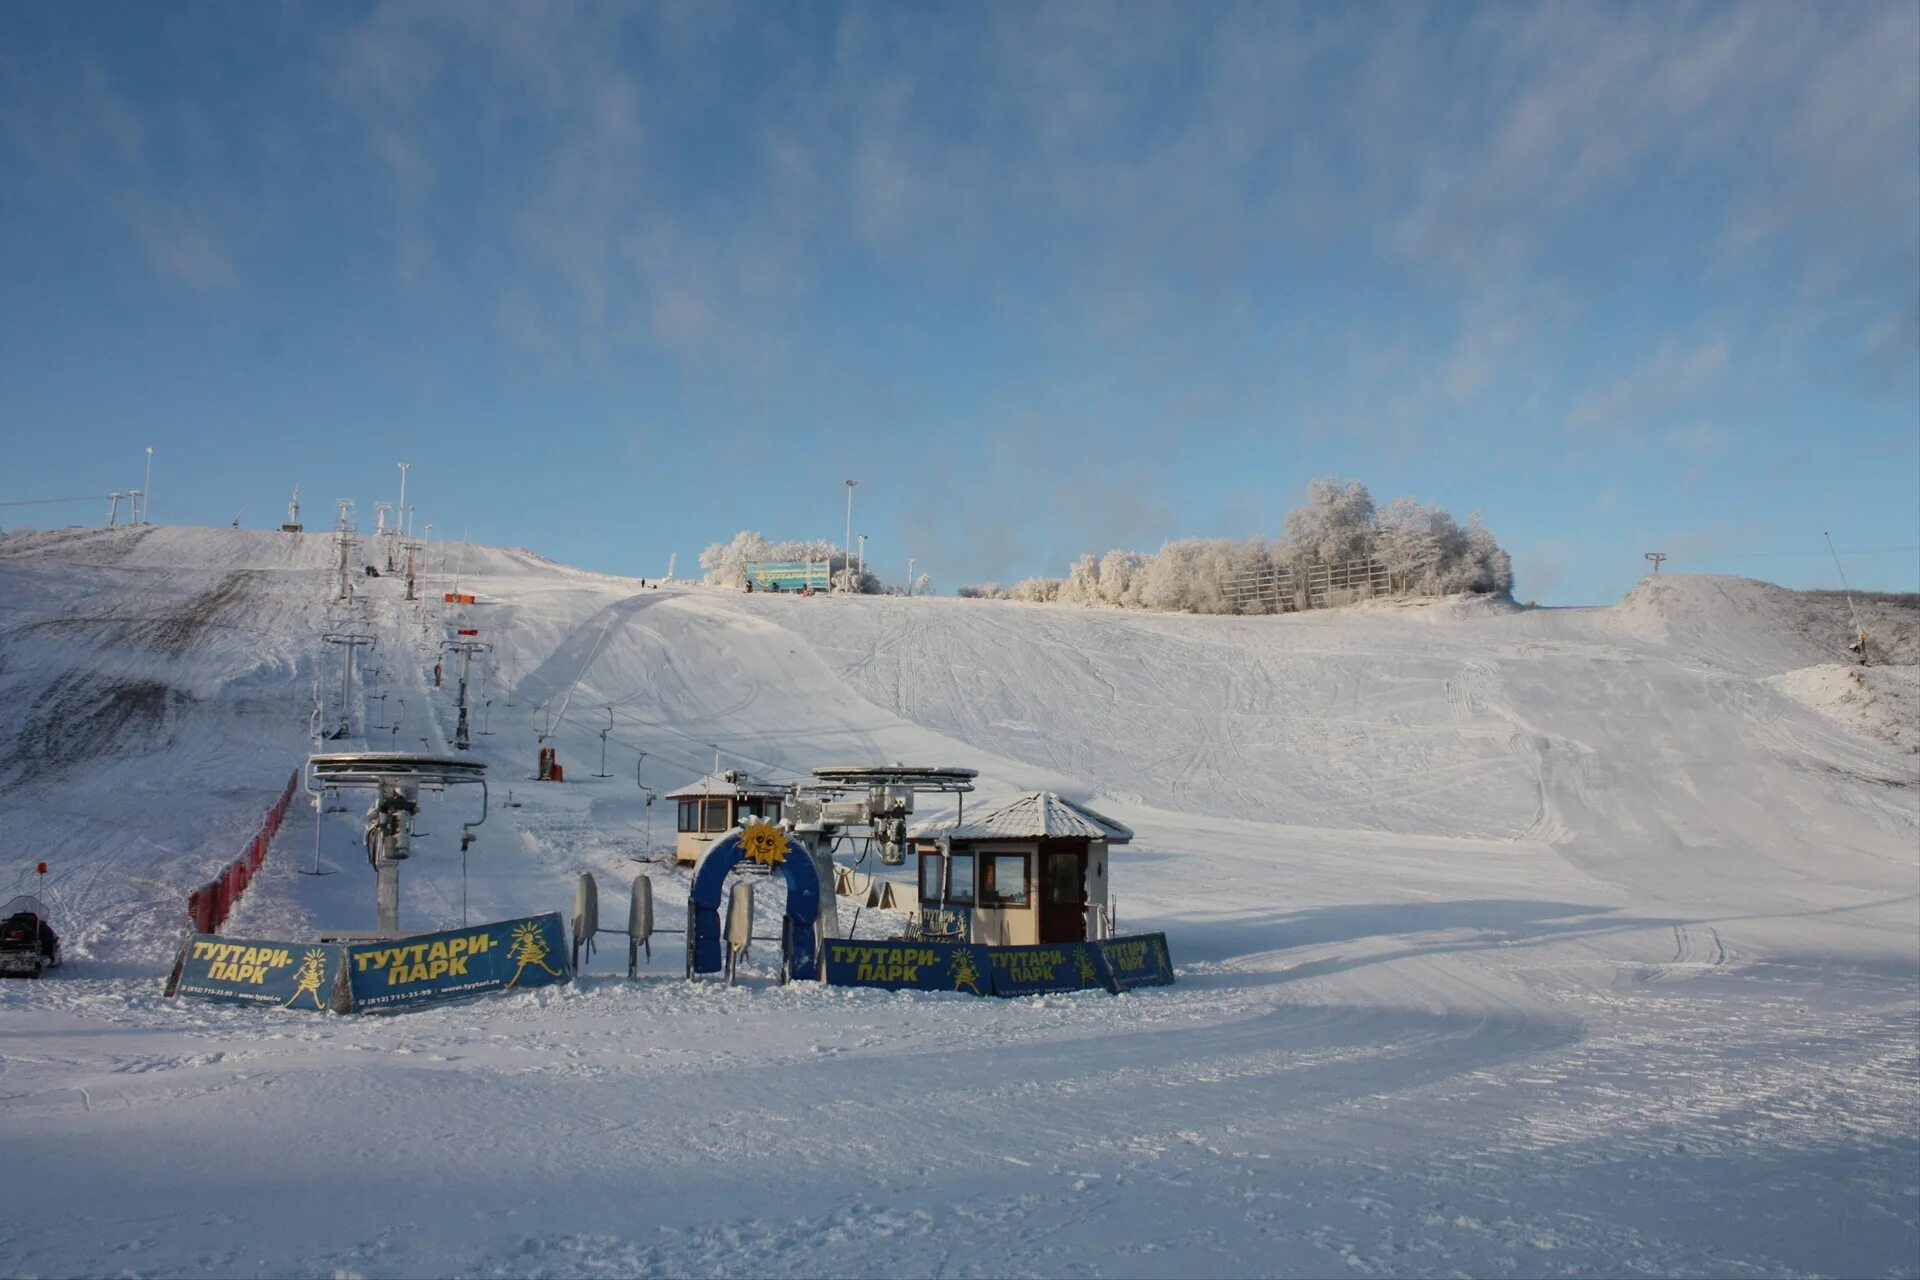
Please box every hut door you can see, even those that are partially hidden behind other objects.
[1040,844,1087,943]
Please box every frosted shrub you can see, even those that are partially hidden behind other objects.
[1007,577,1063,603]
[953,480,1512,614]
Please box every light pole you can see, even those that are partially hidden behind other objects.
[142,446,153,524]
[843,479,856,592]
[394,463,409,571]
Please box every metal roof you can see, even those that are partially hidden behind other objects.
[665,770,789,800]
[925,791,1133,844]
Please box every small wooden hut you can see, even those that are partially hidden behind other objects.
[668,770,788,865]
[913,792,1132,946]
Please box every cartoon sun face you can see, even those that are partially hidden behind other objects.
[741,821,788,867]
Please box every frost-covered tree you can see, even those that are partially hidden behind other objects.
[1279,478,1376,574]
[953,479,1512,614]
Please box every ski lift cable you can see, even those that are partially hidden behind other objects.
[0,494,118,507]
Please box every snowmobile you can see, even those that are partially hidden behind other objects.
[0,895,60,978]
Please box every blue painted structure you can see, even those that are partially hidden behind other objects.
[744,560,831,592]
[689,829,822,980]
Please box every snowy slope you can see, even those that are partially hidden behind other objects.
[1,529,1915,1278]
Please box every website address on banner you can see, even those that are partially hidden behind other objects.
[355,977,500,1006]
[177,983,282,1002]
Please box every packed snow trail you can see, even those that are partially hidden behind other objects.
[0,526,1913,1277]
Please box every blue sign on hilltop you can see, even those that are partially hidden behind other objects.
[345,913,571,1012]
[744,560,831,592]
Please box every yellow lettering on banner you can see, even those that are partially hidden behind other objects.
[192,940,216,959]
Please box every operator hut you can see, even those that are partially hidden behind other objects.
[913,792,1132,946]
[669,769,788,865]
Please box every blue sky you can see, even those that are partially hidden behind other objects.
[2,1,1915,604]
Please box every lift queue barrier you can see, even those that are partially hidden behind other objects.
[819,933,1174,997]
[185,769,300,936]
[166,912,572,1012]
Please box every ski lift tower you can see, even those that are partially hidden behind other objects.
[333,500,358,601]
[321,632,375,739]
[440,635,492,750]
[306,752,488,936]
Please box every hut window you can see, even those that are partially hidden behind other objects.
[702,799,729,831]
[978,853,1029,907]
[764,800,782,824]
[947,853,975,905]
[919,852,944,902]
[677,801,699,833]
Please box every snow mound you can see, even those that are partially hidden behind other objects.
[1609,573,1920,675]
[1768,663,1920,753]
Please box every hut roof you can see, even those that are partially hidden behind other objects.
[665,770,788,800]
[929,791,1133,844]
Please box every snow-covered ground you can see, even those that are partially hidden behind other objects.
[1,525,1915,1278]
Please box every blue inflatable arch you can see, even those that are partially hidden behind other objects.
[688,828,821,980]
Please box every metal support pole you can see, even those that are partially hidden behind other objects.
[843,479,856,591]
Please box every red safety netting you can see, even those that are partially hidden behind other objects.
[187,768,299,934]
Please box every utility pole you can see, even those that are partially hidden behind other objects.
[843,479,857,592]
[107,493,123,527]
[1644,552,1667,576]
[442,636,492,750]
[322,632,374,739]
[142,446,153,524]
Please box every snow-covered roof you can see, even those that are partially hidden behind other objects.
[665,770,788,800]
[926,792,1133,845]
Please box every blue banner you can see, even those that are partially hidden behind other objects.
[745,560,830,591]
[345,913,571,1011]
[822,939,990,994]
[987,942,1112,996]
[172,935,346,1011]
[1097,932,1175,990]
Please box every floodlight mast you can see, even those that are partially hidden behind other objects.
[142,446,153,524]
[843,480,857,592]
[396,462,409,569]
